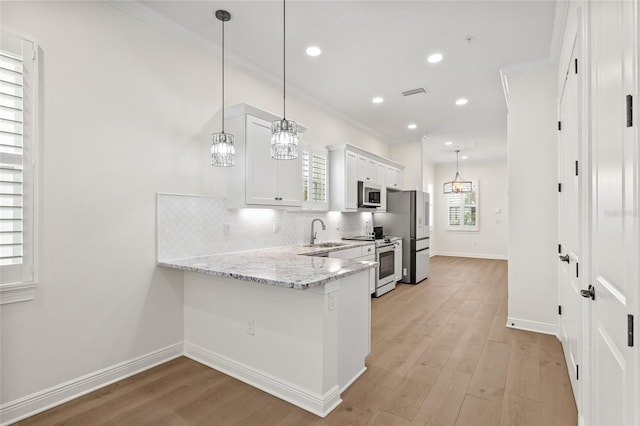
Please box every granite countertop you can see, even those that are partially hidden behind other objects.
[158,240,376,290]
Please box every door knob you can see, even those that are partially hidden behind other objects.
[559,254,570,263]
[580,285,595,300]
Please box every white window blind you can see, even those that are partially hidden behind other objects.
[447,181,478,231]
[301,144,328,210]
[1,31,37,303]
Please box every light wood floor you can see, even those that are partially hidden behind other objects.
[18,256,578,425]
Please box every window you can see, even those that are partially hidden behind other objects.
[447,181,478,231]
[1,32,38,304]
[301,144,328,210]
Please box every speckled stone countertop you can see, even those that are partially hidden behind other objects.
[158,241,376,290]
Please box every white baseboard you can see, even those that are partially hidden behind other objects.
[431,251,508,260]
[0,343,183,426]
[506,317,558,335]
[184,341,341,418]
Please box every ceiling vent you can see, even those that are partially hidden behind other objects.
[401,87,428,97]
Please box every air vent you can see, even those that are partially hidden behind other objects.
[401,88,428,97]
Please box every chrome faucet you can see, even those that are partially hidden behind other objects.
[309,218,326,245]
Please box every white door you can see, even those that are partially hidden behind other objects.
[589,0,638,424]
[557,36,583,411]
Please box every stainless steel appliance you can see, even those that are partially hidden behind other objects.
[374,190,430,284]
[342,235,396,297]
[357,181,382,208]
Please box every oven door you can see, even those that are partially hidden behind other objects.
[376,245,396,288]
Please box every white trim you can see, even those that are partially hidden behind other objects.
[0,282,37,305]
[106,1,385,142]
[506,317,558,336]
[0,343,183,426]
[184,341,342,418]
[431,251,507,261]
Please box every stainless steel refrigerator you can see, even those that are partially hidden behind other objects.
[375,190,430,284]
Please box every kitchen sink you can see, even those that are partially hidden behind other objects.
[303,242,349,248]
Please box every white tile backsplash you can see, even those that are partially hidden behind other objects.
[157,194,373,261]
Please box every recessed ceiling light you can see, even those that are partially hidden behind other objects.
[456,98,469,106]
[305,46,322,57]
[444,141,453,146]
[462,155,468,159]
[372,97,384,104]
[408,123,417,130]
[427,53,443,63]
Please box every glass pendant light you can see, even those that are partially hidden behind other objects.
[271,0,299,160]
[443,149,472,193]
[211,10,235,167]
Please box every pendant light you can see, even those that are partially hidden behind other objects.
[271,0,299,160]
[211,10,235,167]
[443,149,472,193]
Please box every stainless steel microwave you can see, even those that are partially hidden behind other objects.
[358,181,382,208]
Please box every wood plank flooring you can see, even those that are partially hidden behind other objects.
[18,256,578,425]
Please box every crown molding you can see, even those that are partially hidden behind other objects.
[106,1,386,142]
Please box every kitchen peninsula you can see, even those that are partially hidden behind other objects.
[159,242,376,417]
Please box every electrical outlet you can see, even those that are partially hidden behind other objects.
[247,319,254,336]
[273,221,280,233]
[328,293,336,311]
[224,223,231,235]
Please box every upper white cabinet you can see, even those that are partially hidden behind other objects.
[329,149,359,211]
[225,104,307,209]
[328,144,404,212]
[376,161,387,212]
[386,165,403,190]
[357,154,376,182]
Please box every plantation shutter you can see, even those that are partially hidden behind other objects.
[1,32,36,291]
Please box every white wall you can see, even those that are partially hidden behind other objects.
[422,145,436,250]
[506,65,558,333]
[389,141,422,191]
[432,159,508,259]
[0,1,387,408]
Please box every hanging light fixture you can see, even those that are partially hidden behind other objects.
[271,0,299,160]
[443,149,472,193]
[211,10,235,167]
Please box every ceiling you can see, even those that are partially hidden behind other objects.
[122,1,558,163]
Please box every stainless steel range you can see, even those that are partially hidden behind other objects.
[342,235,396,297]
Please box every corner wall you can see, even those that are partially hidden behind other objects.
[506,65,559,333]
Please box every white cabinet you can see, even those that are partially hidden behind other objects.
[394,239,403,282]
[329,244,375,294]
[376,161,387,212]
[357,154,376,182]
[225,104,307,209]
[328,144,404,212]
[386,166,403,190]
[329,149,359,211]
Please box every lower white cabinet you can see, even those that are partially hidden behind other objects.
[394,239,403,282]
[329,245,375,294]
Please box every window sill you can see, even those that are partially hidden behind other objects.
[446,228,479,232]
[1,282,37,305]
